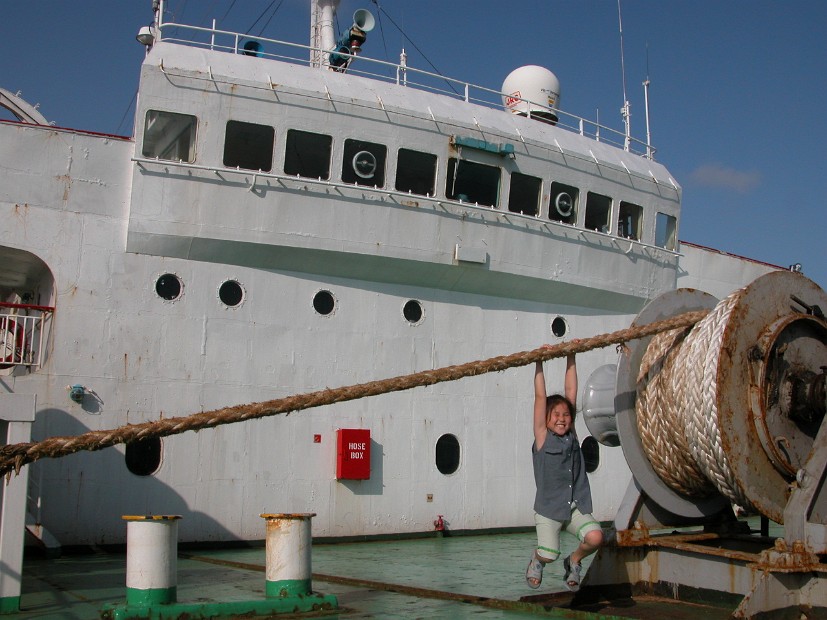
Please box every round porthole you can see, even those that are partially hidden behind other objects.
[551,316,568,338]
[435,434,460,475]
[403,300,423,324]
[219,280,244,307]
[581,436,600,473]
[352,150,377,179]
[155,273,182,301]
[125,437,162,476]
[313,290,336,316]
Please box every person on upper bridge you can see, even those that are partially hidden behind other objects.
[525,346,603,591]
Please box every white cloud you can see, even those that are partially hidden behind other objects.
[689,164,761,193]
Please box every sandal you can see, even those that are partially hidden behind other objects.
[563,555,582,592]
[525,554,544,589]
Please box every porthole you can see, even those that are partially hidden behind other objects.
[403,300,423,324]
[125,437,162,476]
[155,273,182,301]
[435,434,460,475]
[219,280,244,307]
[581,436,600,473]
[551,316,568,338]
[313,290,336,316]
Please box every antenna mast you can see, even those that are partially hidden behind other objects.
[643,43,653,159]
[617,0,631,152]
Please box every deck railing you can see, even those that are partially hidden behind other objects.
[154,20,656,159]
[0,302,54,369]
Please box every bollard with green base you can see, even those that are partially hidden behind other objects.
[101,512,337,619]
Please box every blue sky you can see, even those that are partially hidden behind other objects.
[1,1,825,291]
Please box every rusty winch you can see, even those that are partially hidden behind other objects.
[582,270,827,618]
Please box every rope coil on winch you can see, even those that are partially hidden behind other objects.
[636,326,712,497]
[635,288,754,510]
[0,309,709,479]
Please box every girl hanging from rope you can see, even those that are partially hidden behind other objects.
[525,345,603,591]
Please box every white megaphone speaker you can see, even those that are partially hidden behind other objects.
[353,9,375,33]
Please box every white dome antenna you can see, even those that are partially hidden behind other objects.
[501,65,561,125]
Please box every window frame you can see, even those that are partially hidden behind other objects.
[141,109,198,163]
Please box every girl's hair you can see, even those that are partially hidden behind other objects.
[546,394,575,419]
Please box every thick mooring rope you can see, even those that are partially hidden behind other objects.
[0,309,708,478]
[635,288,754,510]
[636,327,714,497]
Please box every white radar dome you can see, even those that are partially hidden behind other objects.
[501,65,561,124]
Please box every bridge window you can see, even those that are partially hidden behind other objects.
[585,191,612,233]
[142,110,197,163]
[508,172,541,215]
[618,201,643,241]
[446,158,500,207]
[395,149,437,196]
[656,212,677,250]
[223,120,274,172]
[549,182,578,225]
[342,139,387,187]
[284,129,332,179]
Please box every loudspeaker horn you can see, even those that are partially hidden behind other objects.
[353,9,375,32]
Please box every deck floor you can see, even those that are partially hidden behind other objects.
[15,530,736,618]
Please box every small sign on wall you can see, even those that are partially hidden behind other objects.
[336,428,371,480]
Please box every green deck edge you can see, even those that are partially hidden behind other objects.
[0,596,20,615]
[265,578,311,598]
[101,593,338,619]
[125,586,177,605]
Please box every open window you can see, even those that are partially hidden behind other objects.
[446,158,500,207]
[284,129,332,179]
[585,191,612,233]
[342,139,387,187]
[618,201,643,241]
[549,182,579,224]
[508,173,541,215]
[395,149,437,196]
[655,212,678,250]
[142,110,197,162]
[223,120,274,172]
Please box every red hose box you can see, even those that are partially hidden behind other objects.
[336,428,371,480]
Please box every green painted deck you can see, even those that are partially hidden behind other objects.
[12,530,736,619]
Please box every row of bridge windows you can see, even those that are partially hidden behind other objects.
[141,110,677,250]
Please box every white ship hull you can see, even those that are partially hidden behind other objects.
[0,7,776,546]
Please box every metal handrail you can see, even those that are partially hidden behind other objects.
[0,302,54,369]
[154,21,655,159]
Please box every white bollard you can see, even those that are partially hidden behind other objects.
[260,513,316,598]
[123,515,181,605]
